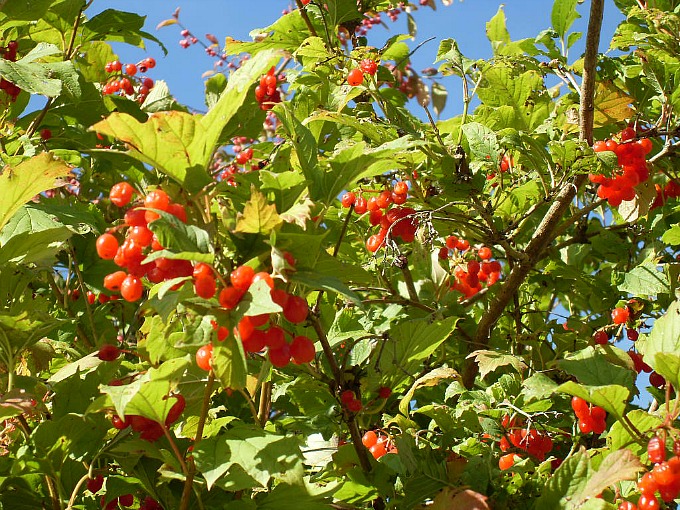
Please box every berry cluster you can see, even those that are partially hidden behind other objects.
[440,239,502,299]
[110,393,185,443]
[651,179,680,209]
[571,397,607,435]
[619,438,680,510]
[255,67,282,110]
[499,414,553,462]
[96,185,190,302]
[341,181,418,253]
[361,430,397,459]
[340,389,363,413]
[0,41,20,101]
[487,154,513,183]
[101,58,156,103]
[589,128,653,207]
[193,264,316,370]
[346,59,378,87]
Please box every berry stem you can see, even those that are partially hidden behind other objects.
[294,0,319,38]
[179,372,214,510]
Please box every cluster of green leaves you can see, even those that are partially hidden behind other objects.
[3,0,680,509]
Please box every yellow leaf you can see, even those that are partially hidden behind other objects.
[156,18,177,29]
[234,186,283,234]
[593,81,635,127]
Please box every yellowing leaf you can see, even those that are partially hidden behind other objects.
[399,367,458,416]
[280,197,314,230]
[593,81,635,128]
[0,153,70,232]
[156,18,177,29]
[426,488,490,510]
[234,186,283,234]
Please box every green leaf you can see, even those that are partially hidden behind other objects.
[652,352,680,392]
[0,0,53,22]
[290,270,362,305]
[486,6,510,52]
[91,112,211,193]
[82,9,166,54]
[201,50,283,153]
[618,262,670,296]
[0,153,70,232]
[234,187,283,234]
[193,425,303,489]
[380,317,458,392]
[462,122,499,165]
[608,410,663,455]
[637,300,680,380]
[225,12,309,55]
[556,346,636,393]
[537,448,590,508]
[213,335,248,390]
[147,211,211,254]
[662,224,680,245]
[538,447,641,509]
[551,0,581,39]
[0,44,62,97]
[236,280,284,317]
[0,205,73,266]
[101,358,189,423]
[556,381,629,420]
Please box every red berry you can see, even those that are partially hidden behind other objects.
[119,494,134,507]
[340,390,355,404]
[477,246,492,260]
[499,453,518,470]
[290,335,315,364]
[359,59,378,76]
[393,181,408,195]
[144,189,170,212]
[230,265,255,290]
[362,430,378,448]
[268,344,291,367]
[611,306,630,324]
[369,441,387,459]
[165,394,186,426]
[86,475,104,493]
[252,272,274,289]
[341,192,356,208]
[194,275,216,299]
[124,63,137,76]
[96,233,119,260]
[366,234,383,253]
[40,128,52,140]
[638,493,659,510]
[196,344,213,371]
[593,330,609,345]
[144,57,156,69]
[98,344,121,362]
[120,274,144,302]
[627,329,639,341]
[103,270,127,292]
[354,196,368,214]
[378,386,392,399]
[571,396,589,417]
[620,126,636,141]
[264,326,286,350]
[346,399,363,412]
[218,286,245,309]
[111,414,128,429]
[347,68,364,86]
[283,295,308,324]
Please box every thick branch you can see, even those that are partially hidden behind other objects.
[461,0,605,388]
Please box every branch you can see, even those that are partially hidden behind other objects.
[461,0,605,388]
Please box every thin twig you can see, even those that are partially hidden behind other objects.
[461,0,605,388]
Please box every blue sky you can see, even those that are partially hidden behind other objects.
[89,0,625,116]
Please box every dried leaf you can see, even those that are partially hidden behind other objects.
[156,18,177,29]
[426,488,490,510]
[593,81,635,128]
